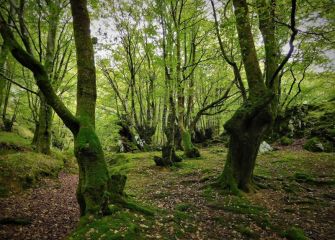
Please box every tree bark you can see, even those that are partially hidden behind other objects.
[218,0,296,192]
[218,0,274,192]
[70,0,112,215]
[35,0,60,154]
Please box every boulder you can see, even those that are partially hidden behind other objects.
[259,141,273,154]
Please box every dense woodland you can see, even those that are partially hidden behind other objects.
[0,0,334,239]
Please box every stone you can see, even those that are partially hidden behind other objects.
[259,141,273,154]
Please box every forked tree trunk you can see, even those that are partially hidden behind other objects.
[218,0,272,192]
[218,94,274,192]
[218,0,296,192]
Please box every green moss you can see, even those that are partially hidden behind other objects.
[52,149,78,173]
[294,173,313,182]
[115,198,155,216]
[0,131,31,147]
[181,131,200,158]
[293,172,335,186]
[174,210,190,222]
[216,158,240,195]
[207,196,265,215]
[0,131,32,154]
[0,152,64,196]
[283,227,309,240]
[201,186,215,200]
[74,124,111,215]
[280,136,293,146]
[68,211,143,240]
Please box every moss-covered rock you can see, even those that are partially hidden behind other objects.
[270,100,335,152]
[184,147,200,158]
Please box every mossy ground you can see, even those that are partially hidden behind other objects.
[2,132,333,239]
[0,131,70,196]
[71,144,334,239]
[0,151,64,196]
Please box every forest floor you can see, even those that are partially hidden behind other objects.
[1,144,334,240]
[0,172,80,240]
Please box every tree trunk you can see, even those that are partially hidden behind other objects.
[32,122,39,145]
[218,0,274,192]
[174,7,199,158]
[70,0,112,215]
[218,95,273,192]
[34,0,60,154]
[0,42,9,116]
[36,94,52,154]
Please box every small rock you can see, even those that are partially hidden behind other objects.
[259,141,273,154]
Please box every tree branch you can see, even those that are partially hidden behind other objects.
[0,71,38,95]
[269,0,298,88]
[0,13,79,134]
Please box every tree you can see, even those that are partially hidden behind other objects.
[216,0,297,192]
[0,0,115,216]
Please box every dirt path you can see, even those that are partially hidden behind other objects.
[0,172,79,240]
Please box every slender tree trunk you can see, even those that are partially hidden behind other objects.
[174,8,199,158]
[32,122,39,145]
[36,94,52,154]
[0,42,9,116]
[34,0,60,154]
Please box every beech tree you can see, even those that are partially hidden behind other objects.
[0,0,115,215]
[216,0,298,192]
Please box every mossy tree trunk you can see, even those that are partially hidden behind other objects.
[34,0,61,155]
[217,0,297,192]
[0,42,9,120]
[0,0,117,216]
[0,7,11,130]
[172,1,200,158]
[70,0,113,215]
[36,94,52,154]
[154,7,182,165]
